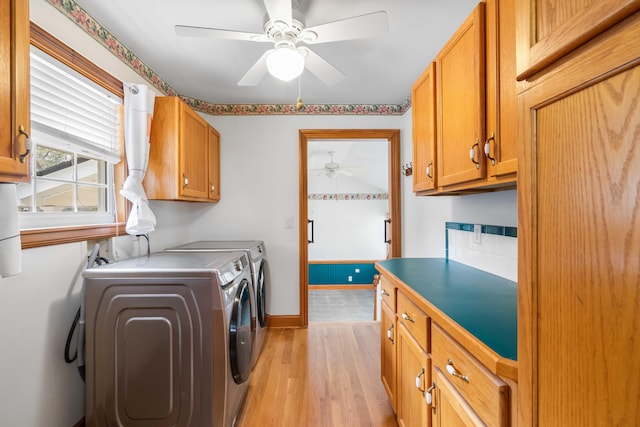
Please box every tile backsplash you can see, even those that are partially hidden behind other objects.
[445,222,517,282]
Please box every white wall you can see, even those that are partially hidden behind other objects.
[0,2,517,425]
[307,199,389,260]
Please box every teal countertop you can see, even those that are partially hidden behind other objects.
[376,258,517,361]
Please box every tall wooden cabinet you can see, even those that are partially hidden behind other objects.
[144,97,221,202]
[0,0,30,183]
[517,3,640,426]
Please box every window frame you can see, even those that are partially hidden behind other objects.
[21,22,129,249]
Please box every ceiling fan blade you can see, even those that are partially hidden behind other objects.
[175,25,269,42]
[300,47,345,86]
[302,11,388,44]
[263,0,292,27]
[238,50,273,86]
[337,169,353,177]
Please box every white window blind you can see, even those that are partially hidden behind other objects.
[17,46,123,228]
[30,46,121,163]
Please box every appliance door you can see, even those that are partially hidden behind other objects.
[256,260,266,328]
[230,278,253,384]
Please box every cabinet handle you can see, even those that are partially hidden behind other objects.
[415,367,425,391]
[469,139,480,169]
[210,183,215,192]
[387,323,394,343]
[401,312,415,323]
[426,161,433,180]
[446,359,470,383]
[484,132,496,166]
[18,125,32,163]
[426,382,436,406]
[183,174,189,189]
[381,288,390,297]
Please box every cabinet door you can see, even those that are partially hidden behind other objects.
[436,3,485,187]
[485,0,517,179]
[432,368,484,427]
[412,62,437,192]
[397,323,430,427]
[380,301,397,412]
[516,0,640,78]
[0,0,30,183]
[179,105,209,199]
[518,13,640,426]
[208,126,220,201]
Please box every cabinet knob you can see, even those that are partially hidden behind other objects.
[426,161,433,180]
[381,288,390,297]
[18,125,32,163]
[183,174,189,188]
[401,312,415,323]
[387,323,394,343]
[426,382,436,406]
[446,359,470,383]
[469,139,480,169]
[415,367,425,391]
[484,132,496,166]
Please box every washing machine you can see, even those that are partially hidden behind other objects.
[166,240,268,368]
[82,251,253,427]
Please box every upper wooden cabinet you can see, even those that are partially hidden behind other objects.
[484,0,517,180]
[144,97,221,202]
[412,62,437,192]
[516,0,640,79]
[414,0,517,195]
[435,2,486,188]
[0,0,30,183]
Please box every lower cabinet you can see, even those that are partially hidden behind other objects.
[380,300,397,411]
[431,323,509,426]
[378,274,514,426]
[432,367,484,427]
[397,323,431,427]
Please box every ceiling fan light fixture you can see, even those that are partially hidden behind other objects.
[266,45,304,81]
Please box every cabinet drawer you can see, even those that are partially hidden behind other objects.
[431,323,509,426]
[397,291,429,352]
[379,277,396,311]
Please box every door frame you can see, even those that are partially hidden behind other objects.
[298,129,402,327]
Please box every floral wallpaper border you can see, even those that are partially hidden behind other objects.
[45,0,410,116]
[308,193,389,201]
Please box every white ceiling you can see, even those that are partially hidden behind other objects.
[71,0,479,106]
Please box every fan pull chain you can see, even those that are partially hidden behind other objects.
[296,75,304,110]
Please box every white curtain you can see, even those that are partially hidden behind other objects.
[120,83,156,235]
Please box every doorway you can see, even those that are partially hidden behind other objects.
[298,129,401,327]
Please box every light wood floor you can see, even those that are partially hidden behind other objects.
[235,322,398,427]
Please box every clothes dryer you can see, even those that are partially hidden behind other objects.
[166,240,268,368]
[82,251,253,427]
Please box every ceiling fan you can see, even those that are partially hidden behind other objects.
[175,0,388,86]
[311,151,354,178]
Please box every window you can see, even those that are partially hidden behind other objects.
[20,23,127,248]
[17,45,122,228]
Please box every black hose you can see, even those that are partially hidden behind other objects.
[64,306,81,363]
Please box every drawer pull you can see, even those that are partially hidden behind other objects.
[446,359,469,383]
[426,382,435,406]
[401,312,415,323]
[381,289,390,297]
[387,324,394,343]
[415,367,425,391]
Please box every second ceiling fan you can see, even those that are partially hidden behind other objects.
[175,0,388,86]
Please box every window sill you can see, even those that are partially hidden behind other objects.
[20,223,127,249]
